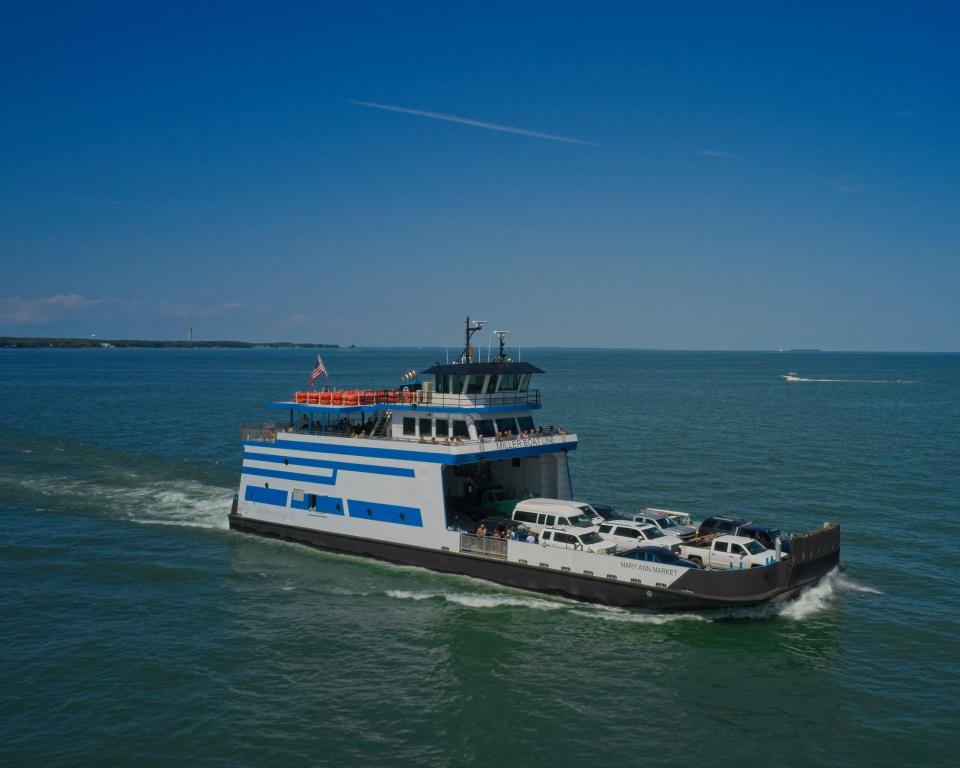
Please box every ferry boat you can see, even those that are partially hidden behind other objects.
[230,319,841,610]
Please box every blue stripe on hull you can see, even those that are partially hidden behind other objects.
[346,500,423,527]
[242,467,338,485]
[244,452,415,478]
[244,485,289,506]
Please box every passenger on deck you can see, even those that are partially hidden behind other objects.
[476,523,488,538]
[300,414,309,431]
[525,532,536,544]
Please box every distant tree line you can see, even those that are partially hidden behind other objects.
[0,337,340,349]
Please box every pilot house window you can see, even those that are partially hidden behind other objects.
[452,420,469,438]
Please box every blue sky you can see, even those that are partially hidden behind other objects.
[1,2,957,350]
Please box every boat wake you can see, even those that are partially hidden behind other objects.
[784,374,919,384]
[386,589,568,611]
[1,429,236,531]
[701,568,879,621]
[125,481,234,530]
[1,468,233,531]
[383,568,879,623]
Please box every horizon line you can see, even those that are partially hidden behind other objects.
[1,335,956,354]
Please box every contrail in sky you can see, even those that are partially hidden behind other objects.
[350,100,604,147]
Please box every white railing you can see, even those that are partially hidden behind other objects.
[459,532,508,560]
[250,424,575,449]
[240,424,278,442]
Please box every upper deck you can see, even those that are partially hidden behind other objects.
[248,318,573,457]
[277,359,544,415]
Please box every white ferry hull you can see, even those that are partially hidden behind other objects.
[229,506,841,611]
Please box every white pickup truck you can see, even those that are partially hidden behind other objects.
[678,534,781,570]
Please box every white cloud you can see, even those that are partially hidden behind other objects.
[350,100,604,147]
[169,302,244,318]
[0,294,244,325]
[0,294,117,324]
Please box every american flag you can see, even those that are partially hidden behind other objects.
[308,355,327,386]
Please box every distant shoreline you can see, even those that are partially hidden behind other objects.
[0,336,341,349]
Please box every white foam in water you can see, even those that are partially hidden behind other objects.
[788,376,919,384]
[571,605,710,625]
[387,590,436,601]
[443,593,566,610]
[386,589,566,611]
[118,481,234,530]
[833,575,884,595]
[776,573,840,620]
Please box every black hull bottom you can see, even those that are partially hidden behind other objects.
[228,514,840,611]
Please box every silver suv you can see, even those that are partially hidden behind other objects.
[617,510,696,540]
[597,520,684,553]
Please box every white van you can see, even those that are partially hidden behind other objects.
[511,499,603,534]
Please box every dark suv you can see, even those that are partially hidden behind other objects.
[698,516,752,536]
[738,523,791,553]
[589,503,623,521]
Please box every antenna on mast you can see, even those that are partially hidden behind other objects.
[460,316,486,363]
[493,330,511,362]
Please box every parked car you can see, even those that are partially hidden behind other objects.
[597,521,684,553]
[589,503,623,521]
[644,507,693,526]
[738,523,791,553]
[619,510,697,540]
[698,515,752,536]
[679,535,782,570]
[617,546,701,568]
[539,526,617,555]
[512,499,602,534]
[478,487,520,516]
